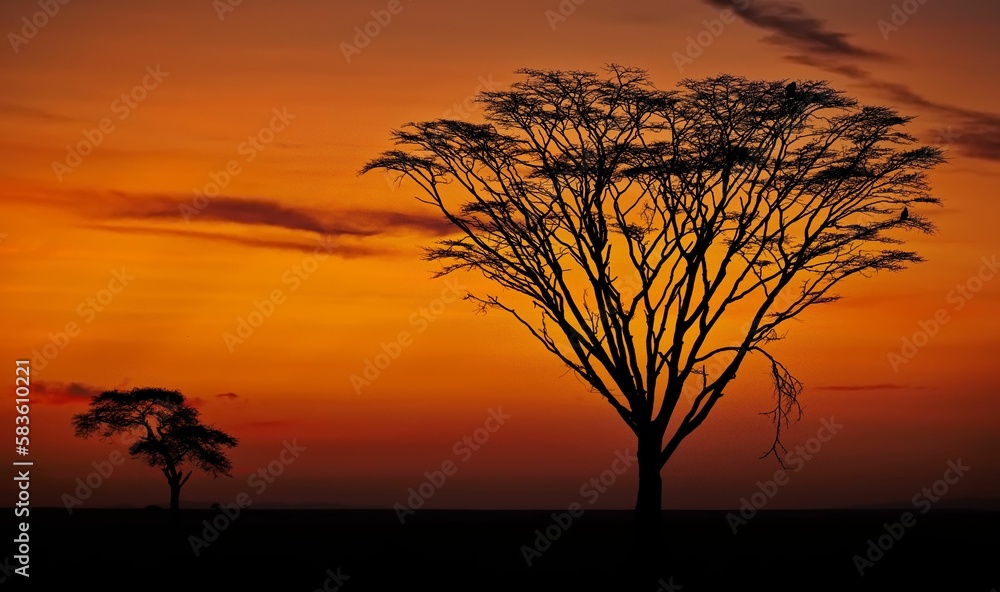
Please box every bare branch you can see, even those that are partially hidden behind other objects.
[361,67,943,472]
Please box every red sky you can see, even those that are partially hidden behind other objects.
[1,0,998,510]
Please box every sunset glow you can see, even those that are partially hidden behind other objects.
[2,0,998,515]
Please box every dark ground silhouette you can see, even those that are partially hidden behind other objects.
[21,508,999,590]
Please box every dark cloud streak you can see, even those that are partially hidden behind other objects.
[18,188,456,255]
[702,0,888,59]
[789,54,1000,161]
[710,0,1000,162]
[33,381,103,405]
[816,383,929,392]
[0,102,82,124]
[88,224,388,258]
[106,192,453,238]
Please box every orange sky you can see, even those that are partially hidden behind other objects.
[1,0,998,511]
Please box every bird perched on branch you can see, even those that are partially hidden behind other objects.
[900,206,909,221]
[779,82,800,117]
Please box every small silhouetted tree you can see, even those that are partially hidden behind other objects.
[362,67,943,546]
[72,387,238,511]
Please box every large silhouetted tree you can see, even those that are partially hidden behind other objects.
[72,387,238,511]
[361,67,943,545]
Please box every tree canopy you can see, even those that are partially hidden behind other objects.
[362,66,943,518]
[73,387,238,509]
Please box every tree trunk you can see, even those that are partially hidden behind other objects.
[633,429,664,549]
[169,479,182,512]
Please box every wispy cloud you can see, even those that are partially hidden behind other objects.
[789,54,1000,161]
[104,191,454,238]
[245,420,291,429]
[708,0,1000,162]
[816,383,925,392]
[0,102,81,124]
[14,189,455,255]
[167,195,328,233]
[33,381,103,405]
[88,224,388,258]
[702,0,888,59]
[189,391,246,408]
